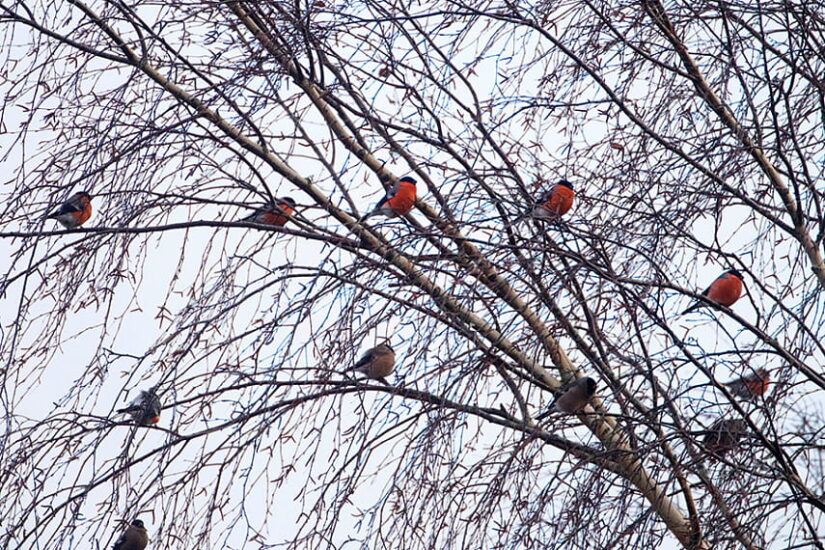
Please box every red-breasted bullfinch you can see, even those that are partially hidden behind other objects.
[681,269,744,314]
[46,191,93,228]
[363,176,417,219]
[112,519,148,550]
[117,388,161,426]
[533,180,575,218]
[702,418,747,457]
[536,376,596,419]
[347,343,395,384]
[724,368,770,401]
[241,196,296,227]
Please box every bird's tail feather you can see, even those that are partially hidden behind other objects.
[361,208,384,221]
[511,212,530,225]
[681,303,700,315]
[535,404,556,422]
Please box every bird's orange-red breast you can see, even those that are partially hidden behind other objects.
[682,269,744,314]
[243,196,296,227]
[366,176,417,218]
[725,368,770,400]
[46,191,93,228]
[534,180,575,218]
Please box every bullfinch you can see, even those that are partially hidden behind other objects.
[363,176,417,219]
[112,519,148,550]
[682,269,744,315]
[117,387,161,426]
[702,418,747,457]
[533,180,575,218]
[536,376,597,419]
[347,343,395,384]
[724,368,770,401]
[240,196,296,227]
[46,191,93,228]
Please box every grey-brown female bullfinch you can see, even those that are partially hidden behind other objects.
[347,343,395,384]
[533,180,575,218]
[363,176,417,219]
[702,418,747,456]
[240,196,296,227]
[536,376,597,420]
[724,368,770,401]
[46,191,93,228]
[112,519,148,550]
[681,269,744,314]
[117,387,161,426]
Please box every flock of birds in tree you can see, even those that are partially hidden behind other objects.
[41,175,770,548]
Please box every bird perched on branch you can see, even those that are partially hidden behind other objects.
[702,418,747,457]
[45,191,93,228]
[533,179,575,219]
[536,376,596,420]
[681,269,744,315]
[724,368,770,401]
[347,343,395,384]
[117,387,162,426]
[112,518,148,550]
[241,196,296,227]
[363,176,417,219]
